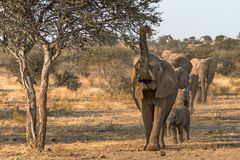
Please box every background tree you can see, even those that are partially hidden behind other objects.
[214,38,238,50]
[188,36,201,44]
[158,35,173,46]
[201,35,213,44]
[0,0,162,152]
[215,35,226,42]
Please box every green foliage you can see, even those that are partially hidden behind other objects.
[215,35,225,42]
[154,37,188,54]
[189,44,214,58]
[201,35,213,44]
[214,38,238,50]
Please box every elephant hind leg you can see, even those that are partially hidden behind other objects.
[141,101,154,150]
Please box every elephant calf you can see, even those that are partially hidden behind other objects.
[167,106,190,144]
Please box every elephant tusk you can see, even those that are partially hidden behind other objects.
[148,70,155,81]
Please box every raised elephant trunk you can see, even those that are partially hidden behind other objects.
[138,25,154,82]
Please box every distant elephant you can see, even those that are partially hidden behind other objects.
[131,26,189,151]
[161,51,193,74]
[191,57,217,104]
[167,106,190,144]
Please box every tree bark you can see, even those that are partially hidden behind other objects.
[5,43,57,152]
[16,50,37,150]
[36,47,52,151]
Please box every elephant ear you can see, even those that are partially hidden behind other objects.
[131,57,141,85]
[155,60,178,98]
[130,63,144,107]
[130,68,137,85]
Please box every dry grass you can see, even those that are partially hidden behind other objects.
[209,74,240,96]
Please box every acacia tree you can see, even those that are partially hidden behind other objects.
[201,35,213,44]
[0,0,161,152]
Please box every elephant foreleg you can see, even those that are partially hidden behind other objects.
[201,81,206,104]
[177,125,184,143]
[141,100,154,150]
[160,91,178,148]
[170,125,177,144]
[203,83,210,104]
[196,86,202,104]
[189,90,195,115]
[159,122,167,148]
[146,102,165,151]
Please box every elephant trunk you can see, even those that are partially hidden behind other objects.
[138,25,153,82]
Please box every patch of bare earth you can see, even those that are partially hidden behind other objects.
[0,69,240,159]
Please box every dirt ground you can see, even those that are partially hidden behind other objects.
[0,69,240,160]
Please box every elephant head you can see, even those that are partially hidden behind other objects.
[132,55,179,99]
[174,67,190,89]
[131,25,179,100]
[168,55,193,74]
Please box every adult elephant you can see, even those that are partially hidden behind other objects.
[162,51,195,112]
[191,57,217,104]
[131,26,189,151]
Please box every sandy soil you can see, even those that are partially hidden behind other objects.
[0,69,240,160]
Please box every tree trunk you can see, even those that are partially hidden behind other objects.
[6,43,55,152]
[16,50,37,150]
[17,48,52,152]
[36,48,52,151]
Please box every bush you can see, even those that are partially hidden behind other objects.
[52,71,81,91]
[89,45,134,94]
